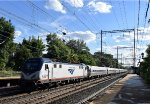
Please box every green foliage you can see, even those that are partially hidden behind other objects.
[66,40,90,53]
[93,52,118,67]
[0,16,122,72]
[67,50,79,63]
[79,52,96,65]
[46,33,71,62]
[14,45,32,70]
[66,39,96,65]
[22,36,45,57]
[140,45,150,83]
[14,37,45,70]
[0,17,15,70]
[0,68,20,77]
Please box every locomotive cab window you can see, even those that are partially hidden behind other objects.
[59,64,62,68]
[54,64,57,68]
[45,64,49,70]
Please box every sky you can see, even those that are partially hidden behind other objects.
[0,0,150,66]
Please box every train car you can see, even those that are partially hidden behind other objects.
[89,66,108,77]
[49,62,88,82]
[107,68,117,75]
[21,58,88,86]
[20,58,128,88]
[119,68,127,73]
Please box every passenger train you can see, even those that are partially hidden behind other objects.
[20,58,127,87]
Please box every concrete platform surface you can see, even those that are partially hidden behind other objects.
[90,74,150,104]
[109,74,150,104]
[0,76,20,80]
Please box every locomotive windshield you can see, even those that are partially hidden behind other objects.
[21,59,42,73]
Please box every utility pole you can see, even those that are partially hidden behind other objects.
[117,46,118,68]
[101,30,102,55]
[100,30,103,66]
[133,29,136,67]
[99,28,139,67]
[121,54,123,65]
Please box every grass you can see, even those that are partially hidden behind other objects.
[0,70,20,77]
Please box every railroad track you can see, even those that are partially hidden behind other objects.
[0,86,22,97]
[0,73,127,104]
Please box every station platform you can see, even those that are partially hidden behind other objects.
[90,74,150,104]
[0,76,20,80]
[0,76,20,87]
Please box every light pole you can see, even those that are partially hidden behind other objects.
[117,46,119,68]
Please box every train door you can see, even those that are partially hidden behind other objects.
[83,65,87,77]
[86,66,91,77]
[44,63,53,81]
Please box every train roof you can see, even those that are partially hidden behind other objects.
[52,62,85,66]
[27,58,52,63]
[26,58,86,65]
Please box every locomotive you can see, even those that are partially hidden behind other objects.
[20,58,127,87]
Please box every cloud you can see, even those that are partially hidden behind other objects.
[14,30,22,37]
[62,31,96,43]
[45,0,66,14]
[65,0,84,8]
[114,35,131,43]
[87,0,112,13]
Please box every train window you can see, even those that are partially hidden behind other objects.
[45,64,49,70]
[54,64,57,68]
[59,64,62,68]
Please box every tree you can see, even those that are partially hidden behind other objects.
[46,33,71,62]
[78,52,96,65]
[67,49,79,63]
[140,44,150,83]
[66,39,96,65]
[66,39,89,53]
[14,44,32,70]
[93,52,118,67]
[22,36,45,57]
[0,17,15,70]
[14,36,45,70]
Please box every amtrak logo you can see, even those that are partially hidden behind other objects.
[68,69,75,74]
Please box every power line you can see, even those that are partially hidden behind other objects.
[0,30,45,52]
[0,8,51,33]
[137,0,140,28]
[123,0,128,28]
[108,0,121,29]
[118,1,125,29]
[137,0,141,42]
[60,1,95,34]
[75,0,102,31]
[27,0,84,37]
[144,0,150,27]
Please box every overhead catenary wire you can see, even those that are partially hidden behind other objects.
[0,8,51,33]
[0,30,45,52]
[144,0,150,27]
[117,1,125,29]
[137,0,141,42]
[122,0,128,29]
[75,0,103,31]
[27,0,85,38]
[60,1,95,34]
[108,0,121,29]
